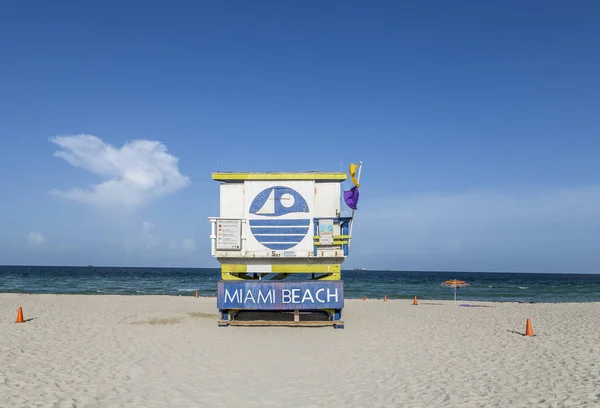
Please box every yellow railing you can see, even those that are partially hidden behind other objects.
[313,235,350,246]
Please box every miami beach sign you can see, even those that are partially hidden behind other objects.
[218,281,344,310]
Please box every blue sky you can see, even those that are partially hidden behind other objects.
[1,1,599,272]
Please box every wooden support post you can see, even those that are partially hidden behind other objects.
[218,310,229,327]
[294,310,300,322]
[333,309,344,329]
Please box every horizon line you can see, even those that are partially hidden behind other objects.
[0,264,598,275]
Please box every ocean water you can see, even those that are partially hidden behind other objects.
[1,266,600,303]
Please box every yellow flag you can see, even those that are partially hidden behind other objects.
[349,162,360,187]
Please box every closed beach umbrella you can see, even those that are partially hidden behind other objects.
[441,279,470,302]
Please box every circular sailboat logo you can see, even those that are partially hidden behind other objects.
[249,186,310,250]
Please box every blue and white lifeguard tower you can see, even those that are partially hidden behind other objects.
[208,165,361,329]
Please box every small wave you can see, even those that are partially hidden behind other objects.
[176,288,197,292]
[518,286,529,290]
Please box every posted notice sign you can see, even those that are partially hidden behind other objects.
[216,219,242,250]
[318,219,334,245]
[217,280,344,310]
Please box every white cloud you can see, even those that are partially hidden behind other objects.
[142,221,155,234]
[182,238,196,252]
[27,232,46,247]
[50,134,190,208]
[352,186,600,272]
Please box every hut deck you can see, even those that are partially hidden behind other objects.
[218,319,343,327]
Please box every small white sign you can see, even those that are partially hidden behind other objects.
[216,219,242,250]
[318,219,334,245]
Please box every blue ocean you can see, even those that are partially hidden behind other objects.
[2,266,600,303]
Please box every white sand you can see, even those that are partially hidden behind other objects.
[1,294,599,407]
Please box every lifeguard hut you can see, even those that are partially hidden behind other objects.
[209,165,361,329]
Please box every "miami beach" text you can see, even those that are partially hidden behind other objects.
[224,287,339,304]
[217,281,344,310]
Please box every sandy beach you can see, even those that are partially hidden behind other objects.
[1,294,599,407]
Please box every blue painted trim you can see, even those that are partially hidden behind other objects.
[254,235,305,243]
[259,243,299,250]
[342,221,349,256]
[249,219,310,226]
[250,227,309,234]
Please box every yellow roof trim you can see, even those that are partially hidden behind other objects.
[212,172,347,181]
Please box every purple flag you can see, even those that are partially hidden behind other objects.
[344,186,360,210]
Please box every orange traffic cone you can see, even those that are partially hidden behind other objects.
[413,296,418,305]
[212,293,215,298]
[15,307,24,323]
[195,291,199,298]
[384,295,387,302]
[525,319,534,336]
[363,295,366,301]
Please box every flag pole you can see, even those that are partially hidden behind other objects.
[347,161,362,249]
